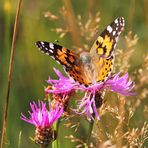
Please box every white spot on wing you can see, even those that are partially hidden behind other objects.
[56,60,60,64]
[107,25,113,33]
[41,42,44,46]
[46,52,50,55]
[113,31,116,36]
[122,18,125,24]
[49,43,54,49]
[115,19,118,24]
[50,56,55,60]
[49,49,54,53]
[41,51,45,53]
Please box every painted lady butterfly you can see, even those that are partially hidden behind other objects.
[36,17,125,87]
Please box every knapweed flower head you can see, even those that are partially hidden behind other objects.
[45,68,134,121]
[21,101,63,128]
[21,101,63,147]
[45,68,76,94]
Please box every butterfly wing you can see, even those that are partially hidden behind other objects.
[90,17,125,58]
[36,41,78,67]
[90,17,125,83]
[35,41,91,86]
[96,55,114,83]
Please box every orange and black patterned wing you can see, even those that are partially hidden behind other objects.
[35,41,91,86]
[90,17,125,58]
[36,41,78,67]
[96,55,114,83]
[89,17,125,83]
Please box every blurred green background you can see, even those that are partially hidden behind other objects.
[0,0,147,147]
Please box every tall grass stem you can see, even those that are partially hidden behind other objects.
[63,0,81,48]
[18,131,22,148]
[0,0,22,147]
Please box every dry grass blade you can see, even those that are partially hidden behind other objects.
[62,0,81,48]
[18,131,22,148]
[0,0,22,147]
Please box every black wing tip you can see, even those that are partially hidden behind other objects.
[116,17,125,24]
[111,17,125,29]
[35,41,41,47]
[116,16,125,20]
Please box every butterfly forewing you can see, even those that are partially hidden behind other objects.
[35,41,91,86]
[90,17,125,58]
[36,41,78,67]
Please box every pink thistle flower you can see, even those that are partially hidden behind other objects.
[21,101,63,147]
[21,101,63,128]
[46,68,134,120]
[45,68,76,94]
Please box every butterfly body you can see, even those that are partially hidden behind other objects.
[36,17,125,87]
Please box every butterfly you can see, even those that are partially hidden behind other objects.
[35,17,125,87]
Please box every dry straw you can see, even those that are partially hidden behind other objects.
[0,0,22,147]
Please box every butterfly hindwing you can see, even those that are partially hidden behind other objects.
[96,55,114,83]
[65,65,91,87]
[91,17,125,58]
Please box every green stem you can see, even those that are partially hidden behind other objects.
[52,118,61,148]
[87,116,95,146]
[56,119,61,148]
